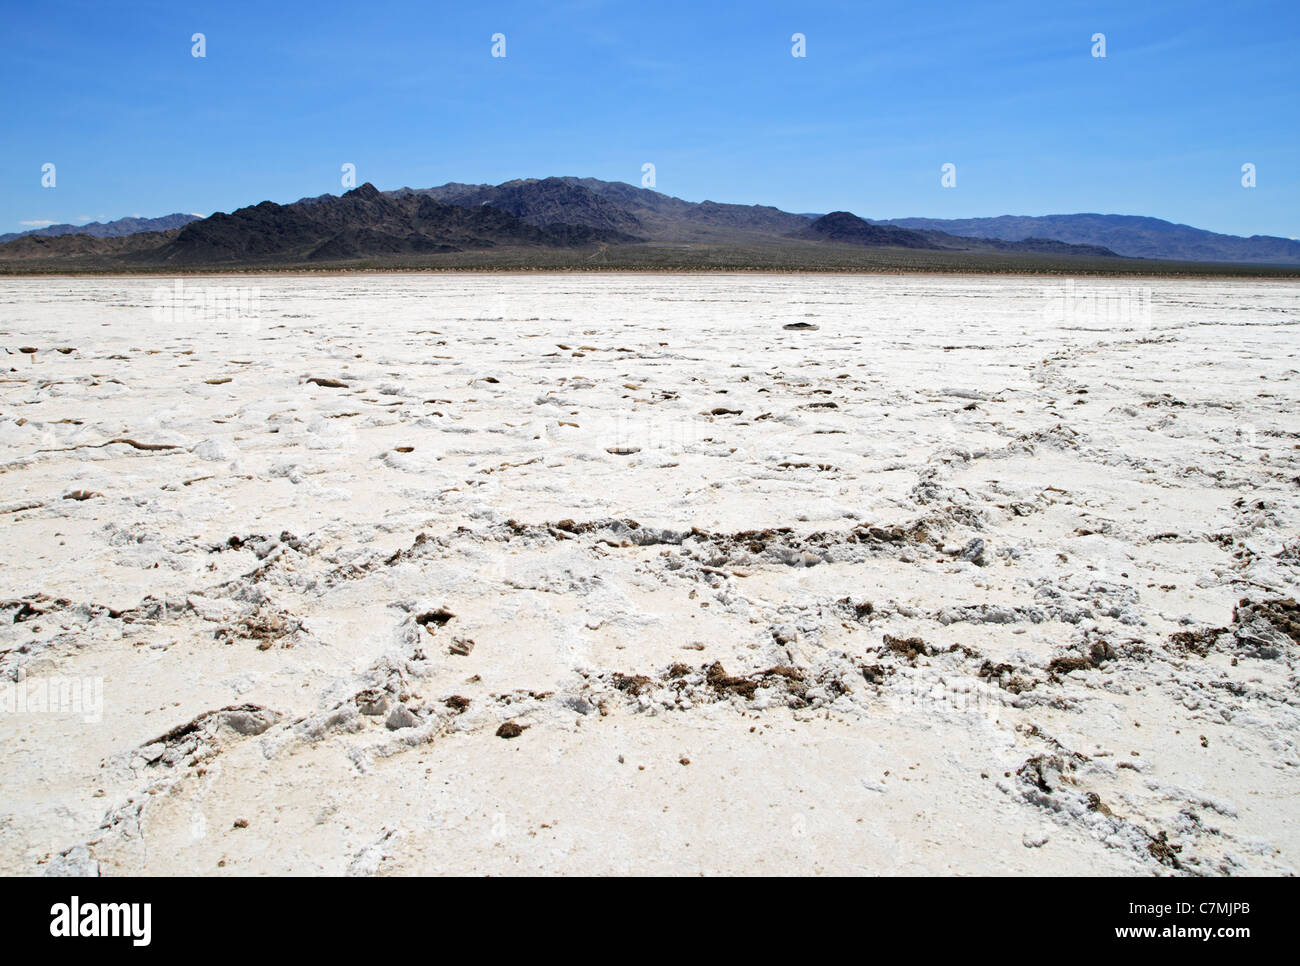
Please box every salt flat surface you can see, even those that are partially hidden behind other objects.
[1,272,1297,875]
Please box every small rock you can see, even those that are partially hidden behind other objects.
[355,690,389,716]
[385,705,420,731]
[772,624,798,645]
[561,695,594,715]
[44,844,98,877]
[959,538,986,564]
[1022,830,1050,848]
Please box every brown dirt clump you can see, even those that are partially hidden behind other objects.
[1017,755,1056,794]
[1236,597,1300,645]
[1086,792,1113,816]
[978,660,1034,694]
[1147,831,1183,869]
[1169,597,1299,658]
[759,665,805,682]
[612,673,655,696]
[415,608,455,628]
[1049,655,1093,674]
[1049,643,1114,676]
[215,609,304,648]
[883,634,930,661]
[705,662,758,699]
[838,597,874,620]
[1169,626,1224,657]
[860,664,888,684]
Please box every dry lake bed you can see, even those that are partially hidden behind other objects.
[1,272,1297,875]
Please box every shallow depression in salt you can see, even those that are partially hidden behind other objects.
[1,273,1297,875]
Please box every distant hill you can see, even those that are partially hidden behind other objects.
[0,230,184,261]
[400,177,810,243]
[876,213,1300,264]
[567,177,811,241]
[391,179,643,236]
[155,182,637,265]
[0,213,200,245]
[795,211,1121,257]
[793,211,937,249]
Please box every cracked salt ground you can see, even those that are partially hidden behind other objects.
[1,273,1298,875]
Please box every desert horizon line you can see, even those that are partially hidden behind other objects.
[13,174,1297,244]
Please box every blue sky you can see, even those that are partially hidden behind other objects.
[3,0,1297,237]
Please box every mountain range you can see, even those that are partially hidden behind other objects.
[875,214,1300,264]
[158,182,635,265]
[3,177,1297,271]
[0,212,200,245]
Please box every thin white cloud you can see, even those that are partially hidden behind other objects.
[20,219,56,227]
